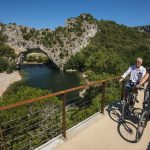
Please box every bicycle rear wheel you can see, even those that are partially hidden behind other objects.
[136,111,148,142]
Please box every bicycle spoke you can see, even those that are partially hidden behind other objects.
[119,121,136,142]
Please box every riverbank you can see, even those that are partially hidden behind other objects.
[0,71,21,96]
[23,61,43,64]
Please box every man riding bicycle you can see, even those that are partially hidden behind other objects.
[136,68,150,103]
[119,57,146,101]
[135,68,150,142]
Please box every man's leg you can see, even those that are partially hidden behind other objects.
[144,89,150,119]
[124,81,131,100]
[134,87,139,103]
[144,89,149,103]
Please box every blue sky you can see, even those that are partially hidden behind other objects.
[0,0,150,30]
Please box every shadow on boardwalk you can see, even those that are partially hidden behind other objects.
[106,100,142,143]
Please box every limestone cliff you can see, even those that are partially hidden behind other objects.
[0,14,98,70]
[136,25,150,32]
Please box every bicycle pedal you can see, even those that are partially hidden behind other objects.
[119,118,125,122]
[144,104,148,108]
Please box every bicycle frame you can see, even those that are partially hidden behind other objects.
[121,86,136,121]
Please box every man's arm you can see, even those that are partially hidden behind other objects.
[119,66,131,82]
[138,73,149,86]
[141,68,146,78]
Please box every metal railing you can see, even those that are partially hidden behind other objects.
[0,76,123,150]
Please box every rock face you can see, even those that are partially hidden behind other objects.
[137,25,150,32]
[1,14,98,70]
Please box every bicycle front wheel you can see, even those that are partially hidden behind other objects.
[136,111,148,142]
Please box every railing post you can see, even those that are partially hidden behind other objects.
[0,127,6,150]
[62,93,67,139]
[121,81,125,100]
[101,82,106,114]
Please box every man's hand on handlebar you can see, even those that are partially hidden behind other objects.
[119,77,124,83]
[136,84,141,89]
[136,84,145,90]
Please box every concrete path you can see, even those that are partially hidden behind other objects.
[54,88,150,150]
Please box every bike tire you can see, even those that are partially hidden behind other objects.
[136,111,148,142]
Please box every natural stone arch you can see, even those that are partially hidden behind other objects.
[16,47,59,69]
[3,17,98,70]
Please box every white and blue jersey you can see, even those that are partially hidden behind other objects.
[122,65,146,83]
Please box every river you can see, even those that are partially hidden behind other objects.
[6,64,81,97]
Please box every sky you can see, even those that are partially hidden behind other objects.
[0,0,150,30]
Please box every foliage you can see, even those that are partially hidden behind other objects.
[65,20,150,80]
[64,20,150,133]
[59,52,65,59]
[0,58,8,72]
[20,27,27,34]
[0,86,61,149]
[0,31,17,73]
[66,79,120,129]
[1,15,150,149]
[25,53,49,63]
[67,93,100,129]
[1,86,49,106]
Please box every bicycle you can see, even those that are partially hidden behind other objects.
[121,81,137,121]
[136,87,150,142]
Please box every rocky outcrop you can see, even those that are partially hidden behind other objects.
[1,14,98,70]
[136,25,150,32]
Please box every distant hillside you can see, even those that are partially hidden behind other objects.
[65,20,150,81]
[0,14,150,75]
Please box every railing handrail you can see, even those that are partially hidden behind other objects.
[0,76,120,111]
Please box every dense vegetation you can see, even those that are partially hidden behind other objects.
[0,86,62,149]
[65,20,150,80]
[1,15,150,149]
[25,52,49,63]
[0,80,120,149]
[0,30,17,73]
